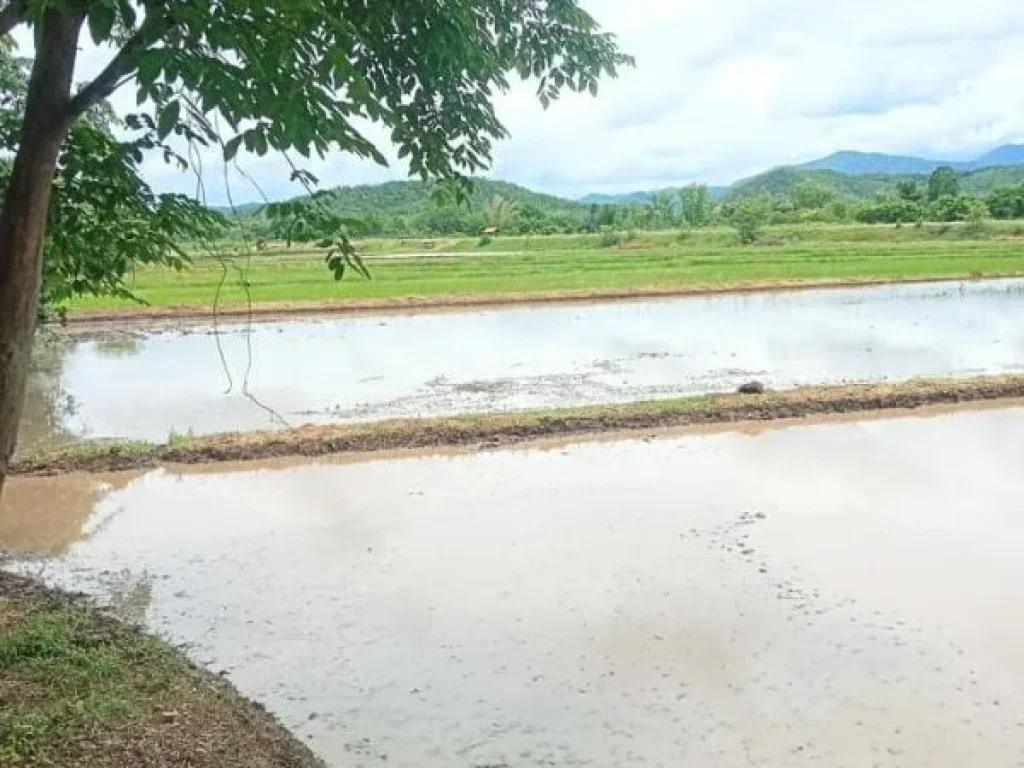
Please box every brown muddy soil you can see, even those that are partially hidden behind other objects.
[64,273,1023,326]
[12,375,1024,476]
[0,571,324,768]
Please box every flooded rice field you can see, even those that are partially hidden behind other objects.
[4,406,1024,767]
[20,278,1024,449]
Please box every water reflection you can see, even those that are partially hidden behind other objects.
[4,407,1024,767]
[17,334,81,454]
[19,278,1024,448]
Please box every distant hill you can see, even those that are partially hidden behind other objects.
[728,168,891,200]
[578,186,729,206]
[958,165,1024,194]
[212,202,264,217]
[579,191,659,205]
[969,144,1024,169]
[727,164,1024,201]
[318,178,580,217]
[240,178,582,222]
[221,144,1024,224]
[799,151,940,176]
[796,144,1024,176]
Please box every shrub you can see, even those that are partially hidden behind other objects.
[963,199,989,237]
[731,195,773,244]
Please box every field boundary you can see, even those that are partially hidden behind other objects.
[63,272,1024,326]
[13,375,1024,476]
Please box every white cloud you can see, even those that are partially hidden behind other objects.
[16,0,1024,202]
[487,0,1024,197]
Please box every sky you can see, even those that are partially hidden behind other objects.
[23,0,1024,203]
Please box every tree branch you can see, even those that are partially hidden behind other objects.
[66,10,174,120]
[0,0,28,36]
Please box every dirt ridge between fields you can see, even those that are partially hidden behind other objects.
[12,375,1024,476]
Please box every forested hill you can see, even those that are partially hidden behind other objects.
[238,178,584,235]
[226,162,1024,238]
[314,178,578,217]
[727,165,1024,201]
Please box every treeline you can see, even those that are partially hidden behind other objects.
[583,167,1023,235]
[233,167,1024,242]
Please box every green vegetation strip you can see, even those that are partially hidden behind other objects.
[68,224,1024,317]
[14,376,1024,476]
[0,572,322,768]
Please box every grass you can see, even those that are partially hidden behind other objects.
[69,222,1024,315]
[0,573,322,767]
[0,604,169,764]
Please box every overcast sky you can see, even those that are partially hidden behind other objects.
[34,0,1024,203]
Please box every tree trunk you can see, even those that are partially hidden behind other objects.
[0,7,84,499]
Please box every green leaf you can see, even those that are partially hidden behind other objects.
[157,101,180,141]
[87,4,116,45]
[223,135,243,161]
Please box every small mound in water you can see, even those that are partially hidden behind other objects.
[738,380,766,395]
[0,572,323,768]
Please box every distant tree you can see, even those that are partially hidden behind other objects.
[788,181,833,210]
[986,186,1024,219]
[928,166,960,201]
[482,195,517,232]
[515,203,546,234]
[927,194,973,223]
[855,194,923,224]
[827,198,852,222]
[680,184,712,227]
[895,180,923,203]
[963,197,989,236]
[731,195,773,243]
[597,205,618,227]
[646,191,677,229]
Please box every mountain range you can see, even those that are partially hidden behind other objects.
[226,143,1024,216]
[578,143,1024,204]
[798,144,1024,175]
[579,186,730,206]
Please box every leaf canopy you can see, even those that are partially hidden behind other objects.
[16,0,632,184]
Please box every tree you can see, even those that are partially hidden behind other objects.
[986,186,1024,220]
[927,193,982,224]
[927,166,960,201]
[680,184,712,228]
[0,40,221,318]
[645,191,677,229]
[731,195,773,244]
[0,1,631,497]
[788,180,833,211]
[963,197,989,236]
[895,180,923,203]
[482,195,517,232]
[855,193,923,224]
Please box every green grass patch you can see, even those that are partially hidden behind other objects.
[0,575,322,767]
[0,600,178,765]
[70,229,1024,313]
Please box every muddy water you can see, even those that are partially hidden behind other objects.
[20,278,1024,447]
[5,407,1024,766]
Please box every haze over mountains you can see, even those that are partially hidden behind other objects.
[799,144,1024,176]
[578,144,1024,205]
